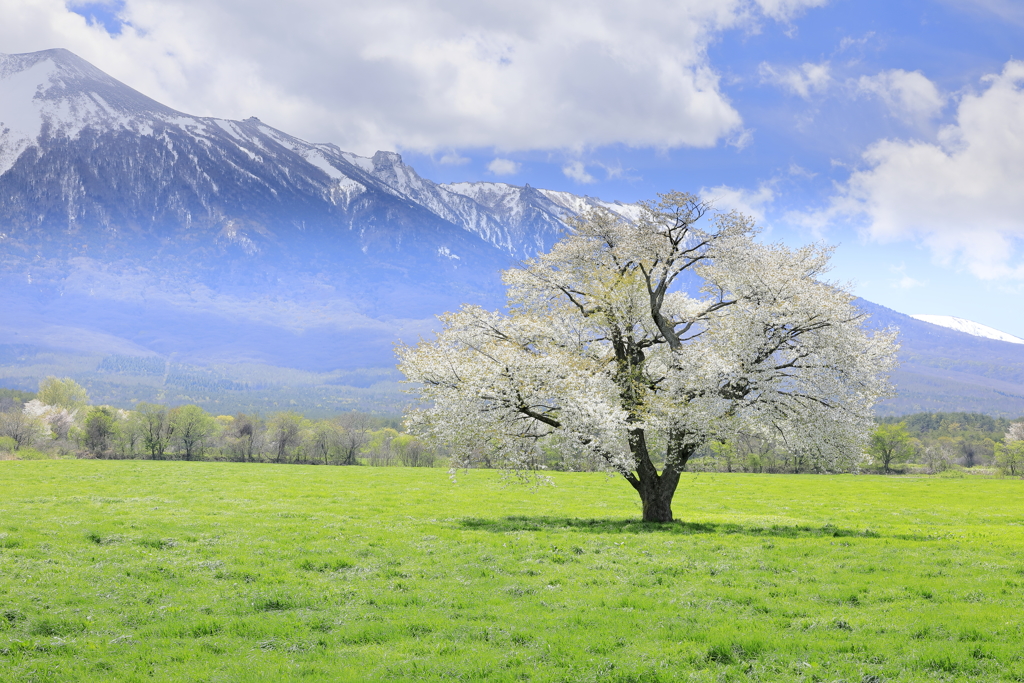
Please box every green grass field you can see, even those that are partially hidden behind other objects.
[1,461,1022,682]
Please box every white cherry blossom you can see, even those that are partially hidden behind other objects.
[398,192,898,521]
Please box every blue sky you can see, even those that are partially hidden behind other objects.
[3,0,1023,335]
[401,1,1024,336]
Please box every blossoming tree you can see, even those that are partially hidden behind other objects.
[398,193,898,522]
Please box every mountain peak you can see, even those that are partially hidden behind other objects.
[0,48,182,175]
[0,47,642,267]
[371,150,403,165]
[3,47,96,71]
[0,48,172,111]
[910,315,1024,345]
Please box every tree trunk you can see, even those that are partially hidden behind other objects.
[623,427,685,522]
[635,468,681,522]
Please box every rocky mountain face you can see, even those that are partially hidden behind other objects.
[1,48,1022,416]
[0,48,615,372]
[0,49,631,263]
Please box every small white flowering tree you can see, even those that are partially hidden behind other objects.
[398,193,898,522]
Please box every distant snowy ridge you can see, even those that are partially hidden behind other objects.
[0,47,639,261]
[910,315,1024,345]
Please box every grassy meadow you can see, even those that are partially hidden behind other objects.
[1,461,1022,682]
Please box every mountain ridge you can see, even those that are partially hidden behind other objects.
[0,48,627,262]
[910,314,1024,345]
[0,47,624,378]
[2,48,1023,417]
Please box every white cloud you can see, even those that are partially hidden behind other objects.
[758,60,831,98]
[814,60,1024,279]
[562,161,596,184]
[856,69,945,126]
[838,32,874,52]
[439,152,470,165]
[595,160,627,181]
[728,128,754,150]
[788,163,816,178]
[701,183,775,223]
[589,160,634,181]
[486,158,520,176]
[0,0,827,155]
[753,0,829,21]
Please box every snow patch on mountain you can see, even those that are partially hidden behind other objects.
[301,148,346,180]
[340,152,374,173]
[0,49,183,165]
[538,189,643,222]
[0,57,55,175]
[0,47,645,262]
[911,315,1024,344]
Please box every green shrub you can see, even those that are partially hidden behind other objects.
[13,447,50,460]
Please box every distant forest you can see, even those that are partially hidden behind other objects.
[878,411,1016,440]
[2,385,1021,476]
[0,348,409,418]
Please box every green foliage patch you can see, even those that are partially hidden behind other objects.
[0,462,1022,681]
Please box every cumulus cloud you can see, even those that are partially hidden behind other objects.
[486,158,520,176]
[0,0,827,154]
[812,60,1024,279]
[758,60,831,98]
[701,183,775,223]
[856,69,945,126]
[562,161,597,184]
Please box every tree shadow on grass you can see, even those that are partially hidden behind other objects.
[458,515,883,539]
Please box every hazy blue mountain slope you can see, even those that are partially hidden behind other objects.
[859,300,1024,417]
[0,48,515,372]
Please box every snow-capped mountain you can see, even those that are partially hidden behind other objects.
[910,315,1024,345]
[0,48,640,372]
[3,48,1023,417]
[0,48,634,263]
[440,182,645,257]
[0,49,487,265]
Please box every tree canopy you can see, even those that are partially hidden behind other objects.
[867,422,915,474]
[399,192,898,521]
[37,376,89,411]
